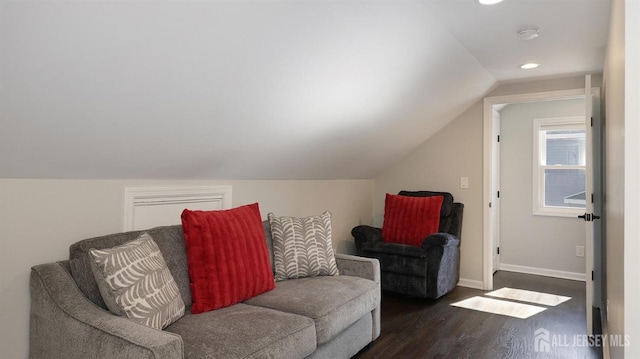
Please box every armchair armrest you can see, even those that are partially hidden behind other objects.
[30,262,184,359]
[334,253,380,284]
[420,233,461,298]
[422,232,460,250]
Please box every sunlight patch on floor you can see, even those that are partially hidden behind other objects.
[486,287,571,307]
[451,296,547,319]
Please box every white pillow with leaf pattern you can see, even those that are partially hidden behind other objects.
[268,211,339,282]
[89,232,185,330]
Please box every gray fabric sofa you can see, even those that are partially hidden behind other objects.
[30,222,381,359]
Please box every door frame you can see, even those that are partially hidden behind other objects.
[491,107,501,273]
[482,88,587,291]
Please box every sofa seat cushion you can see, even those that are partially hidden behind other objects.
[244,275,379,344]
[164,303,316,359]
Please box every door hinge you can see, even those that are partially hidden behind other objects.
[591,193,594,203]
[497,247,500,255]
[497,135,501,142]
[592,271,594,281]
[497,191,500,198]
[591,117,594,127]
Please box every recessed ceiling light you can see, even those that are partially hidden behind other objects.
[478,0,503,5]
[520,63,540,69]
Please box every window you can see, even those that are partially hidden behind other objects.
[533,117,586,217]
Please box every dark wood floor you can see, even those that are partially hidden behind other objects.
[354,271,602,359]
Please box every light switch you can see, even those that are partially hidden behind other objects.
[460,177,469,189]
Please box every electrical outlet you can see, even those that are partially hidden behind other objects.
[576,245,585,257]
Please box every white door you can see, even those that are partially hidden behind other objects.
[583,75,603,335]
[591,87,605,322]
[492,108,501,272]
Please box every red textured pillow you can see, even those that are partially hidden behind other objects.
[181,203,275,314]
[382,193,444,247]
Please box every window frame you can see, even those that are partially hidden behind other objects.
[532,116,586,217]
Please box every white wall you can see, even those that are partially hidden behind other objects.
[499,99,586,277]
[603,0,625,357]
[374,101,484,287]
[603,0,640,357]
[624,0,640,357]
[0,178,373,359]
[374,75,600,288]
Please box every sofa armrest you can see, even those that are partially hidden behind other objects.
[421,232,460,250]
[335,253,380,284]
[334,253,381,341]
[30,262,184,359]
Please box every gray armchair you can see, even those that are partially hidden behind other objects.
[352,191,463,299]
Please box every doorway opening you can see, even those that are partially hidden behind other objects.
[482,78,603,335]
[496,99,588,281]
[483,88,587,288]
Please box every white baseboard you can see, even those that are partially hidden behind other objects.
[458,278,485,290]
[499,263,586,282]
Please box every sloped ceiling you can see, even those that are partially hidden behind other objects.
[0,0,610,180]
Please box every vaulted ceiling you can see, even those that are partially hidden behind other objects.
[0,0,611,180]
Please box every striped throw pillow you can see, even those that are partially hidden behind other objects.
[268,211,339,282]
[89,233,185,329]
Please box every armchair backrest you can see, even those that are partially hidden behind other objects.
[397,191,464,239]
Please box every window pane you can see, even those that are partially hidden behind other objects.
[544,169,586,208]
[545,130,585,166]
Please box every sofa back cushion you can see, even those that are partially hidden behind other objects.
[69,225,192,310]
[69,219,277,311]
[263,220,275,270]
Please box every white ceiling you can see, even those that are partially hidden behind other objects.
[0,0,611,180]
[424,0,611,81]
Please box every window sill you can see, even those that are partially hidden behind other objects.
[533,209,584,218]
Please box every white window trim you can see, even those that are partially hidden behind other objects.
[532,116,586,217]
